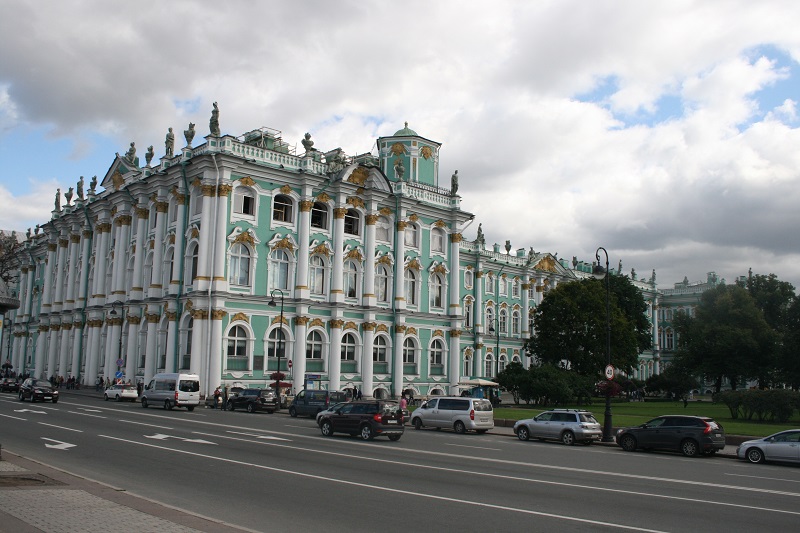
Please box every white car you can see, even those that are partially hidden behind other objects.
[737,430,800,464]
[104,383,138,402]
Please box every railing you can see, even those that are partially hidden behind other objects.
[226,357,248,371]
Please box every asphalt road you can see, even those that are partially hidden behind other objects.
[2,392,799,532]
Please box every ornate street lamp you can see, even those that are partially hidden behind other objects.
[109,301,125,383]
[593,247,614,442]
[268,288,285,410]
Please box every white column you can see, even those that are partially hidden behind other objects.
[207,310,223,397]
[64,232,81,309]
[70,319,83,378]
[195,184,216,292]
[293,317,308,393]
[130,206,148,300]
[85,320,102,386]
[104,316,118,381]
[91,223,112,305]
[212,185,230,292]
[474,269,484,334]
[328,320,342,390]
[362,322,375,397]
[46,326,59,379]
[40,241,57,312]
[448,330,461,395]
[392,324,405,398]
[448,232,462,315]
[144,309,159,384]
[164,308,177,373]
[148,201,168,298]
[52,235,69,311]
[33,324,48,378]
[12,332,23,377]
[394,220,407,311]
[57,326,70,379]
[362,215,377,307]
[190,311,206,375]
[295,200,312,300]
[125,314,140,384]
[330,208,346,303]
[19,267,31,319]
[111,213,132,298]
[170,191,187,295]
[76,229,92,309]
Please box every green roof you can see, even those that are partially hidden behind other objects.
[393,121,417,136]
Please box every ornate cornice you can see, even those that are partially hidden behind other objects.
[231,312,249,323]
[362,322,377,331]
[347,167,369,186]
[394,324,406,334]
[449,329,462,337]
[450,233,463,243]
[211,309,227,320]
[271,315,289,325]
[333,207,348,219]
[294,316,310,326]
[396,221,407,231]
[309,318,325,328]
[329,319,344,329]
[299,200,314,212]
[217,184,233,197]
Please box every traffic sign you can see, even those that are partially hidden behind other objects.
[605,365,614,380]
[115,371,123,379]
[287,359,293,369]
[116,358,124,367]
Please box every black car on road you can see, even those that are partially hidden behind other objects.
[18,378,59,403]
[616,415,725,457]
[317,400,404,441]
[0,378,20,393]
[226,388,278,413]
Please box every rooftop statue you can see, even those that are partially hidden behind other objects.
[165,127,175,157]
[77,176,84,200]
[631,268,637,280]
[124,142,137,165]
[476,223,485,245]
[209,102,220,137]
[327,150,346,174]
[302,132,315,152]
[34,224,40,235]
[184,122,196,147]
[26,228,31,239]
[394,158,405,180]
[89,175,97,193]
[55,189,61,211]
[65,187,73,206]
[145,145,154,166]
[451,170,459,195]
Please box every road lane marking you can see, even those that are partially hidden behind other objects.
[97,434,666,532]
[444,443,501,451]
[13,408,47,414]
[67,411,107,419]
[143,433,217,445]
[39,422,83,432]
[41,437,76,450]
[227,430,291,441]
[726,473,800,484]
[118,419,175,430]
[0,413,27,421]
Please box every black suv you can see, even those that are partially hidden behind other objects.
[18,378,59,403]
[616,415,726,457]
[317,400,404,441]
[226,388,278,413]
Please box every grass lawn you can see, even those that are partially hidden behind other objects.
[493,397,800,437]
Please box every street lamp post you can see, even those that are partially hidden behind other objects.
[593,247,614,442]
[110,301,124,383]
[268,288,285,410]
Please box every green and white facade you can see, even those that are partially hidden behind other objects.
[2,120,663,398]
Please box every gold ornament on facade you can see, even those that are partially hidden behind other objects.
[534,256,557,272]
[408,214,419,223]
[239,176,256,187]
[231,312,249,323]
[500,302,508,309]
[311,242,332,257]
[394,324,406,334]
[396,220,407,231]
[450,233,462,243]
[377,255,392,266]
[59,239,69,248]
[406,327,417,336]
[70,234,81,243]
[390,142,406,156]
[294,316,310,326]
[185,300,194,310]
[271,315,289,325]
[217,184,232,197]
[156,201,169,213]
[465,347,473,356]
[347,166,369,186]
[149,240,154,250]
[191,309,209,320]
[475,271,484,279]
[201,185,217,197]
[434,219,446,228]
[333,207,348,219]
[111,170,124,190]
[190,227,200,239]
[111,206,118,216]
[127,315,141,325]
[449,329,462,337]
[280,185,293,195]
[345,248,363,261]
[135,207,149,218]
[343,321,358,331]
[271,236,294,252]
[476,343,484,349]
[521,283,531,290]
[346,196,365,209]
[234,231,255,246]
[211,309,227,320]
[420,146,433,160]
[329,319,344,329]
[433,263,447,275]
[38,325,49,332]
[376,324,389,333]
[406,258,421,271]
[432,329,444,338]
[536,285,544,292]
[48,243,57,252]
[82,230,92,238]
[309,318,325,328]
[165,311,177,321]
[362,322,376,331]
[379,207,392,216]
[316,192,331,203]
[365,214,379,225]
[145,312,160,324]
[191,178,203,188]
[300,200,314,212]
[168,234,176,244]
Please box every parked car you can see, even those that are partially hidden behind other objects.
[0,378,20,393]
[615,415,725,457]
[409,397,494,434]
[18,378,59,403]
[514,409,602,445]
[737,430,800,464]
[316,402,347,424]
[226,388,278,413]
[104,383,138,402]
[317,400,404,441]
[289,389,348,418]
[140,372,200,411]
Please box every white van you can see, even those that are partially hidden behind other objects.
[140,373,200,411]
[409,396,494,433]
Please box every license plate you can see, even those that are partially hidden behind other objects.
[386,420,397,424]
[715,433,721,437]
[44,396,52,400]
[480,418,488,422]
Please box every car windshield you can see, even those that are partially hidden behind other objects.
[381,402,401,416]
[473,399,493,411]
[579,413,599,423]
[32,380,51,388]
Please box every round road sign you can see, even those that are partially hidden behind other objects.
[605,364,614,380]
[287,359,293,369]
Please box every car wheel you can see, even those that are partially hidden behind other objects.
[454,421,466,434]
[289,406,297,417]
[141,398,148,408]
[104,394,109,401]
[320,420,333,437]
[561,431,576,446]
[164,400,173,410]
[51,399,58,404]
[246,403,256,413]
[517,426,530,441]
[360,425,374,441]
[620,434,637,452]
[413,418,423,430]
[681,439,699,457]
[116,395,122,402]
[18,392,24,401]
[388,435,402,441]
[746,447,765,464]
[227,402,235,411]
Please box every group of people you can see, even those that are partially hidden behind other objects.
[50,375,80,389]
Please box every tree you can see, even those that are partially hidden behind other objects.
[525,276,648,378]
[780,296,800,390]
[0,230,23,293]
[673,284,775,393]
[495,361,528,405]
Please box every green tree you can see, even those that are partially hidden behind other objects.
[780,296,800,390]
[525,276,648,378]
[0,230,22,292]
[673,284,775,393]
[495,361,528,405]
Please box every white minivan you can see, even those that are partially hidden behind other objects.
[409,396,494,434]
[140,373,200,411]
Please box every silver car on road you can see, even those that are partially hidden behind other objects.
[737,430,800,464]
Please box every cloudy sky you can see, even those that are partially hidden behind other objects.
[1,0,799,290]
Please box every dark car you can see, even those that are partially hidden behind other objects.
[317,400,404,441]
[18,378,60,403]
[226,388,278,413]
[0,378,20,393]
[616,415,725,457]
[289,389,348,418]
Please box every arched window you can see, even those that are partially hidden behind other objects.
[529,307,535,332]
[186,242,199,283]
[229,243,251,286]
[464,355,473,377]
[309,255,326,295]
[464,297,473,328]
[375,216,391,242]
[486,273,494,294]
[464,269,473,289]
[405,269,418,306]
[430,273,444,308]
[191,192,203,216]
[513,279,520,298]
[181,317,193,370]
[499,308,508,334]
[341,332,357,361]
[485,355,494,378]
[271,248,290,291]
[344,209,360,236]
[142,253,153,292]
[310,201,328,230]
[343,259,359,299]
[373,335,388,362]
[430,339,444,366]
[486,306,495,331]
[226,325,249,370]
[233,187,256,216]
[666,329,674,350]
[403,338,416,363]
[273,194,293,223]
[306,330,323,359]
[404,224,419,247]
[376,264,390,303]
[499,276,507,296]
[268,328,286,359]
[512,310,521,335]
[499,355,508,374]
[431,227,445,254]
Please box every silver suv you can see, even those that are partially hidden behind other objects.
[513,409,602,445]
